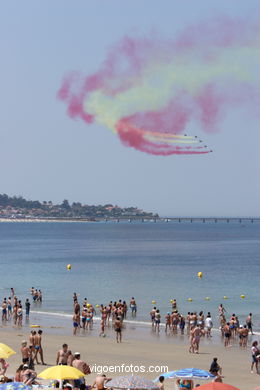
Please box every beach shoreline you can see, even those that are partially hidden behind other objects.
[0,321,259,390]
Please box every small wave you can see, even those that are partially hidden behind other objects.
[29,310,260,335]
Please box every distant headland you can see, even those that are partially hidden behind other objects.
[0,193,159,221]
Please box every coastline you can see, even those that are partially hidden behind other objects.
[0,218,92,223]
[1,308,260,349]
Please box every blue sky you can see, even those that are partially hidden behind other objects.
[0,0,259,216]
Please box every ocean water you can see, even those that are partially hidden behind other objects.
[0,221,260,330]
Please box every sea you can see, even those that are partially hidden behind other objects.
[0,220,260,337]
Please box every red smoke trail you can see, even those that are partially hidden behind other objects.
[116,119,210,155]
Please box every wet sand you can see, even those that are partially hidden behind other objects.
[0,321,259,390]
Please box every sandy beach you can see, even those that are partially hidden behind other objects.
[0,324,259,390]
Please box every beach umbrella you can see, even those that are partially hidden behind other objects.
[0,343,16,359]
[38,365,84,380]
[106,375,159,390]
[0,384,31,390]
[154,368,214,381]
[195,384,240,390]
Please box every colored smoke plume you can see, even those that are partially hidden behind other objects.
[58,16,260,155]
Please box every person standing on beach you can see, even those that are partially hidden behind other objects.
[246,313,254,335]
[7,297,12,319]
[29,331,36,362]
[154,309,161,332]
[2,299,7,321]
[81,308,87,330]
[150,307,156,327]
[240,325,249,348]
[130,297,137,316]
[74,300,80,315]
[223,323,231,347]
[114,316,122,343]
[21,341,30,364]
[190,325,203,354]
[251,341,259,374]
[72,352,91,387]
[218,304,226,318]
[205,313,213,338]
[56,344,70,365]
[17,306,23,326]
[25,299,31,317]
[73,312,80,335]
[35,330,45,365]
[99,318,105,337]
[165,313,171,333]
[179,314,185,335]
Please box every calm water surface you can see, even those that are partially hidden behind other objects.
[0,221,259,328]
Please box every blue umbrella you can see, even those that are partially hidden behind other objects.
[154,368,214,381]
[0,384,32,390]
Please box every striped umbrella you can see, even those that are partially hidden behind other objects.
[106,375,159,390]
[154,368,214,381]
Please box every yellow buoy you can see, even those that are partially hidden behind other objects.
[95,304,100,308]
[188,298,193,302]
[67,264,71,270]
[223,296,228,300]
[240,294,245,299]
[205,297,210,301]
[197,271,203,278]
[170,299,173,303]
[152,300,156,304]
[87,303,91,308]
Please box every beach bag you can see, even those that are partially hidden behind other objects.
[82,363,91,375]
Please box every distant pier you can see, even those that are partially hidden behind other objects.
[102,217,259,223]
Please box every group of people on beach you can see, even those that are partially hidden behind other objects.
[72,294,137,343]
[1,288,43,326]
[30,287,43,302]
[149,300,255,353]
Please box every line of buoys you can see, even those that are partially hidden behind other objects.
[30,325,41,328]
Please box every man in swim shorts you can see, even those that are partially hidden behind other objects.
[35,330,45,365]
[246,313,254,335]
[21,341,30,364]
[72,352,91,387]
[130,297,137,316]
[114,316,122,343]
[223,323,231,347]
[73,312,80,336]
[56,344,70,365]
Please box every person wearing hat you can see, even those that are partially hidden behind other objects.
[72,352,91,388]
[21,364,38,386]
[21,341,31,365]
